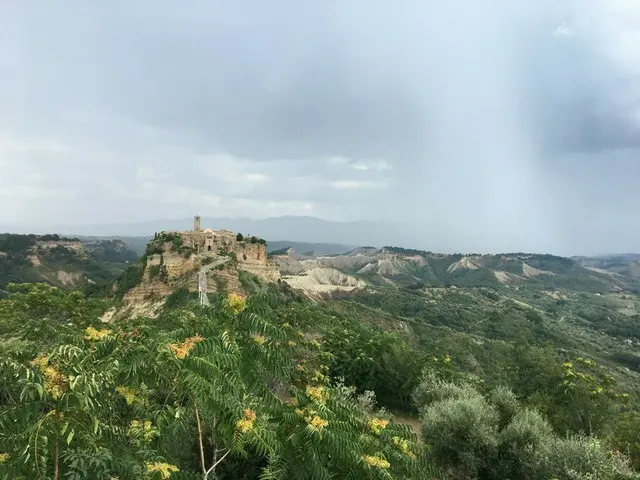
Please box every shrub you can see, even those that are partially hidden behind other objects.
[609,411,640,470]
[495,409,554,478]
[413,372,477,410]
[490,386,520,428]
[165,287,193,308]
[416,377,637,479]
[148,264,161,281]
[537,435,635,479]
[114,262,145,297]
[236,233,244,241]
[421,393,500,477]
[158,265,169,283]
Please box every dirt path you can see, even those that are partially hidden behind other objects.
[392,411,422,439]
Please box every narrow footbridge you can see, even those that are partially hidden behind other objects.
[198,256,231,306]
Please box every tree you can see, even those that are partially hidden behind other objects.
[0,284,439,479]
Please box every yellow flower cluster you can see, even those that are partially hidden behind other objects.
[227,293,247,315]
[84,326,112,341]
[368,418,389,435]
[168,334,205,359]
[306,385,329,404]
[129,420,157,442]
[393,436,416,459]
[252,334,267,345]
[362,454,390,469]
[295,408,329,431]
[287,341,297,347]
[309,339,322,349]
[309,415,329,431]
[236,408,257,433]
[145,462,179,479]
[115,386,143,405]
[30,355,68,400]
[0,453,9,464]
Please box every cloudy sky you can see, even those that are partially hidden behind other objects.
[1,1,639,254]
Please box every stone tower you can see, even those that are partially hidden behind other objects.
[194,215,201,232]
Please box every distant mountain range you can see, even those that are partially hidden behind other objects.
[2,216,399,249]
[2,216,639,258]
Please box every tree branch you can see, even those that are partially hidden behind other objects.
[204,449,230,480]
[53,439,59,480]
[194,404,206,474]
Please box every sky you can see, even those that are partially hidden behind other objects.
[1,1,639,255]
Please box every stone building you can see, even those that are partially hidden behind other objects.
[176,216,238,254]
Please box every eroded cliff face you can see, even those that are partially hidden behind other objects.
[236,243,280,282]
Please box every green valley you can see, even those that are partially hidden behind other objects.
[1,230,640,479]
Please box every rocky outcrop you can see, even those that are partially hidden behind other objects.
[447,257,481,273]
[237,243,280,282]
[56,270,84,286]
[122,236,280,308]
[281,267,366,298]
[522,262,553,278]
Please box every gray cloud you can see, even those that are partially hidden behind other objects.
[1,0,639,255]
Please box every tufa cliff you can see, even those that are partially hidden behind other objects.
[118,222,280,314]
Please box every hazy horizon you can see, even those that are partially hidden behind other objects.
[1,1,639,255]
[1,214,637,258]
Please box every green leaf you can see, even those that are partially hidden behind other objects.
[67,430,75,445]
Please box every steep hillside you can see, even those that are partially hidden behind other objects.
[0,233,137,296]
[108,230,280,318]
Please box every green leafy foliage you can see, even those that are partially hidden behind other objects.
[113,261,146,298]
[3,235,640,479]
[0,284,439,479]
[322,322,424,410]
[415,374,636,479]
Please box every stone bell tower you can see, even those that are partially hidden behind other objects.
[194,215,201,232]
